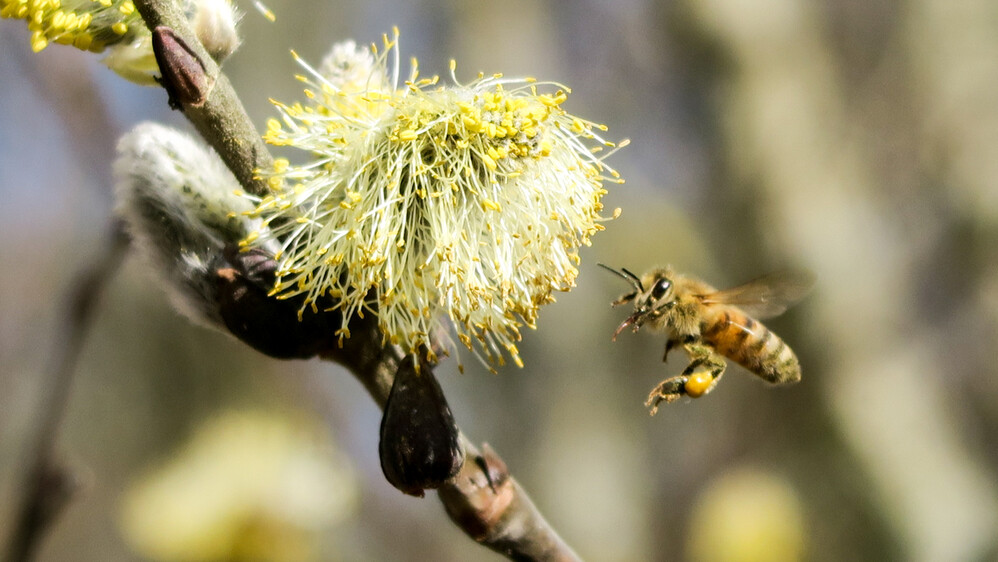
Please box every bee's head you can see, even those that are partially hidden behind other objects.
[599,265,676,340]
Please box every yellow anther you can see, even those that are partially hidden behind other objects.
[30,32,47,52]
[481,153,497,171]
[481,199,502,212]
[258,3,276,21]
[64,12,79,30]
[462,115,480,131]
[538,91,567,107]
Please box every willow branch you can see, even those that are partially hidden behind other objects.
[133,0,272,197]
[327,339,578,560]
[132,1,579,560]
[323,325,578,560]
[441,439,581,561]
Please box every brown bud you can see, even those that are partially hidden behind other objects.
[151,26,214,109]
[379,355,464,497]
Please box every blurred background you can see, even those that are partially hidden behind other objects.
[3,0,998,560]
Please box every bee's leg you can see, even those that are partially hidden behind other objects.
[680,343,727,398]
[661,335,695,363]
[662,339,679,363]
[644,376,688,415]
[645,343,727,415]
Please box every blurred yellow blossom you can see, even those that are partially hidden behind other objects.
[687,466,807,562]
[120,410,357,562]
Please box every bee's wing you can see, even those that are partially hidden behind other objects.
[700,270,815,319]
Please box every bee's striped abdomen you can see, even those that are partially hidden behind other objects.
[701,309,801,385]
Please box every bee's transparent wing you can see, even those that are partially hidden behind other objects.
[700,270,815,319]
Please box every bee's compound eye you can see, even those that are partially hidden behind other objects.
[684,372,714,398]
[651,278,672,300]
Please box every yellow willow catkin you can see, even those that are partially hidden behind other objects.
[242,29,626,368]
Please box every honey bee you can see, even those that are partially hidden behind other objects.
[600,265,814,414]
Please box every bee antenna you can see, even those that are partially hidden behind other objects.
[620,268,643,287]
[597,263,644,292]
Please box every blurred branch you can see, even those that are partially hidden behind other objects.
[4,41,127,561]
[131,0,580,559]
[5,222,129,562]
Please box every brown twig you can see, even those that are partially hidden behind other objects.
[218,250,580,560]
[330,335,579,560]
[131,1,581,559]
[441,440,581,561]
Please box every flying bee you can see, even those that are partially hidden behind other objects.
[600,264,814,414]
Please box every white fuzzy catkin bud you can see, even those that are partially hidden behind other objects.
[191,0,242,62]
[114,122,262,327]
